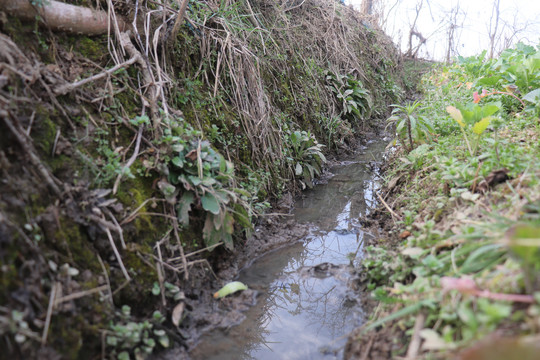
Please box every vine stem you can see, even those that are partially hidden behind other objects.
[459,126,474,157]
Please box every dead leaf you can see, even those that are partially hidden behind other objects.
[185,149,197,161]
[399,230,412,239]
[172,302,185,327]
[475,168,510,194]
[460,190,480,202]
[457,335,540,360]
[45,64,62,75]
[420,328,453,351]
[386,173,404,192]
[401,247,424,257]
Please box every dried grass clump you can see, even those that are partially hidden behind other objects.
[178,0,400,180]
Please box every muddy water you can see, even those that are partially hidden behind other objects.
[190,140,387,360]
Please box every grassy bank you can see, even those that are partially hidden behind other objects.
[349,44,540,359]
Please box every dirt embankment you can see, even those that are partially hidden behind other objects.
[0,0,402,358]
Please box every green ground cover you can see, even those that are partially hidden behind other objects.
[358,43,540,359]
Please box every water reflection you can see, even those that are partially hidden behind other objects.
[190,140,386,360]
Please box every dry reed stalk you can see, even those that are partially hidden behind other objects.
[54,56,140,95]
[104,227,131,281]
[186,0,398,185]
[97,255,114,306]
[54,285,109,306]
[41,282,60,345]
[155,239,167,306]
[173,221,189,281]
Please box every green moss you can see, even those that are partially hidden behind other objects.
[48,289,109,359]
[3,16,39,53]
[110,242,161,309]
[32,105,58,155]
[114,89,140,118]
[0,258,19,304]
[72,36,108,63]
[55,218,101,273]
[116,180,155,235]
[49,315,83,359]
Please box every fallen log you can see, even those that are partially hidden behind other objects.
[0,0,130,35]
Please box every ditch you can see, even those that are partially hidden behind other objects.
[186,139,388,359]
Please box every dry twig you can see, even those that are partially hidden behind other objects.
[104,227,131,281]
[405,312,425,359]
[118,31,159,125]
[41,282,60,345]
[54,56,139,95]
[173,221,189,281]
[376,192,402,221]
[2,113,62,196]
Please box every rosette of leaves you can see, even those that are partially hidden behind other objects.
[446,101,501,157]
[106,305,169,360]
[286,130,326,189]
[326,72,373,121]
[386,101,434,152]
[160,137,251,250]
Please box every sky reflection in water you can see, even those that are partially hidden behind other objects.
[191,140,387,360]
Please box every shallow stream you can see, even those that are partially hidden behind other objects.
[190,140,387,359]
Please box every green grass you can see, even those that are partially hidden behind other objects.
[360,43,540,359]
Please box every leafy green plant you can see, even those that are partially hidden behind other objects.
[492,43,540,93]
[285,130,326,188]
[316,114,352,149]
[505,224,540,292]
[446,101,501,156]
[439,155,478,188]
[159,118,251,250]
[106,305,169,360]
[456,50,493,78]
[151,281,184,301]
[326,72,373,121]
[362,246,413,290]
[523,88,540,115]
[386,101,434,152]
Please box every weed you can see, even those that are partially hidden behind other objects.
[106,305,169,360]
[284,130,326,189]
[362,43,540,357]
[326,72,373,123]
[158,116,252,250]
[386,101,434,152]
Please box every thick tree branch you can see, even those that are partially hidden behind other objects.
[0,0,130,35]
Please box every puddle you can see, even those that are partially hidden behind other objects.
[189,140,387,360]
